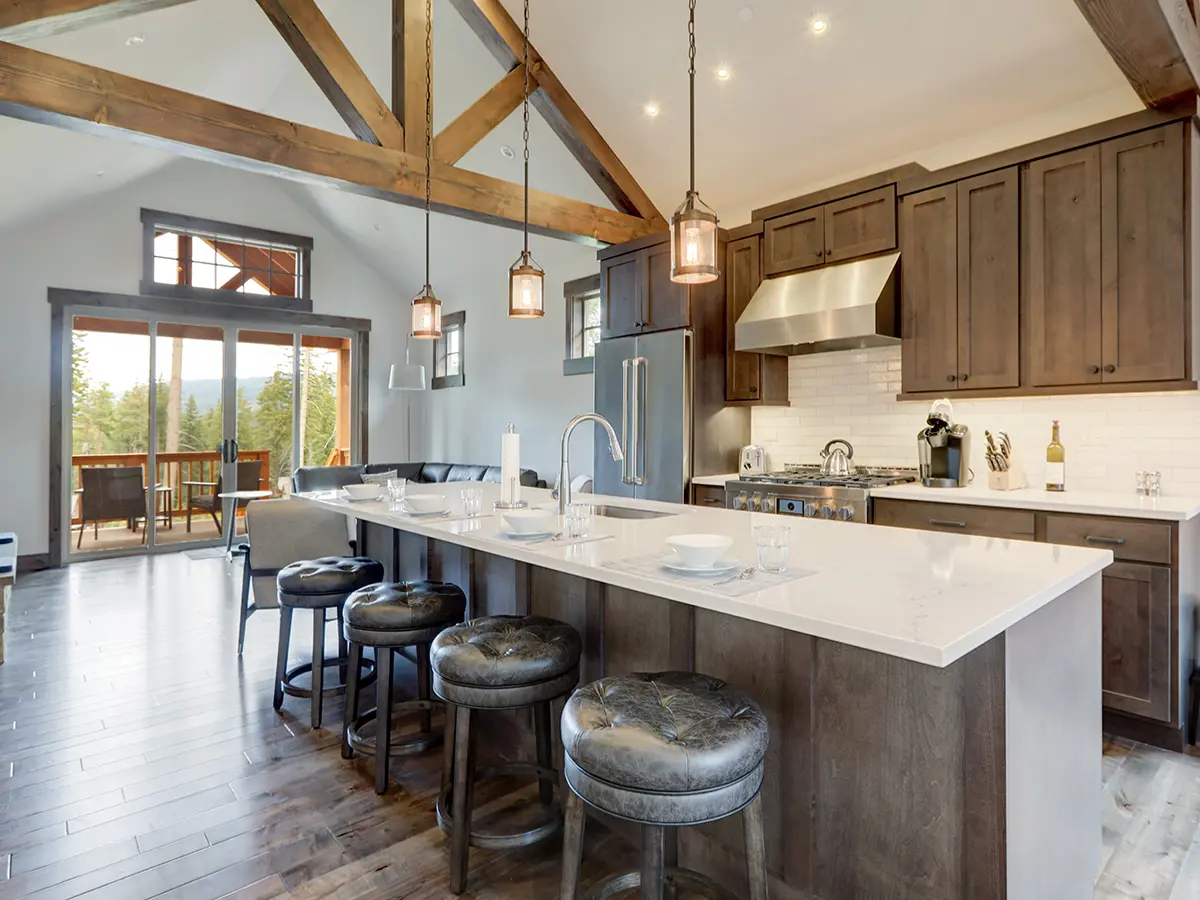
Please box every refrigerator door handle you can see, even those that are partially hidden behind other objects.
[621,359,632,484]
[630,356,646,486]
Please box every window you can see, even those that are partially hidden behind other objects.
[564,274,601,375]
[141,209,313,310]
[433,311,466,390]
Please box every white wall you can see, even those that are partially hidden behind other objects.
[0,159,409,556]
[751,346,1200,494]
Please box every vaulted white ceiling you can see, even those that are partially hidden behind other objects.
[0,0,1142,273]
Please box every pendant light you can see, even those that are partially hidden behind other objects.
[411,0,442,339]
[388,340,426,391]
[669,0,719,285]
[507,0,544,318]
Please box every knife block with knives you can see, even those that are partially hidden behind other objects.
[985,430,1027,491]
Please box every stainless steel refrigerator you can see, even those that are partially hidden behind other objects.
[593,329,692,502]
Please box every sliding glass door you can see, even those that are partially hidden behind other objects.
[64,308,360,561]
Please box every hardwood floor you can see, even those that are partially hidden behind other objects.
[0,555,636,900]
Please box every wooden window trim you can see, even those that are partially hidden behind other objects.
[563,273,600,376]
[432,311,466,390]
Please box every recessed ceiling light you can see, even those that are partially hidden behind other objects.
[372,223,381,231]
[125,34,145,46]
[810,17,828,35]
[643,102,660,118]
[716,66,731,81]
[737,7,754,24]
[500,145,516,159]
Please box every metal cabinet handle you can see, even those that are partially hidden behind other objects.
[929,518,967,528]
[1085,535,1125,546]
[1087,365,1100,375]
[960,374,969,383]
[1104,364,1116,374]
[620,359,632,484]
[947,374,957,382]
[702,498,720,504]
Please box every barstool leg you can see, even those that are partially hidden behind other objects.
[449,705,476,895]
[742,793,769,900]
[374,648,394,795]
[311,609,326,729]
[337,605,349,685]
[273,606,293,711]
[534,701,554,806]
[641,826,665,900]
[416,643,432,734]
[560,788,587,900]
[441,702,458,796]
[342,641,363,760]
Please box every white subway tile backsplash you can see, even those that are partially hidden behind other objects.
[750,346,1200,495]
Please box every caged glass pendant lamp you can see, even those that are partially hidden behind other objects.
[669,0,719,285]
[508,0,545,318]
[411,0,443,340]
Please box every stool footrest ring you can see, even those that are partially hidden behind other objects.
[583,867,740,900]
[437,762,561,850]
[347,701,443,757]
[281,657,375,700]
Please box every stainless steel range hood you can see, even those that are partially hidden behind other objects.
[735,251,900,356]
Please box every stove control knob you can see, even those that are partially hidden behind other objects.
[748,495,762,512]
[732,492,747,511]
[837,506,855,521]
[820,504,836,520]
[803,502,818,518]
[761,496,776,513]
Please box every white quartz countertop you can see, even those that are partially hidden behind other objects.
[297,483,1110,669]
[691,474,738,487]
[871,482,1200,521]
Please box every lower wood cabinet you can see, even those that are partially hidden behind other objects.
[1101,561,1171,722]
[691,484,727,507]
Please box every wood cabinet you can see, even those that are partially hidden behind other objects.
[725,235,789,405]
[1101,561,1172,722]
[599,240,690,339]
[600,251,642,340]
[763,186,897,277]
[691,484,726,507]
[871,498,1034,540]
[900,169,1020,395]
[643,242,690,333]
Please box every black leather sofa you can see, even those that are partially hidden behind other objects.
[292,461,546,493]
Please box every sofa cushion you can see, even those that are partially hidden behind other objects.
[365,462,424,481]
[293,464,365,493]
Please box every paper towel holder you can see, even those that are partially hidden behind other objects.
[494,426,529,510]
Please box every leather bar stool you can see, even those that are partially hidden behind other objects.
[431,615,583,895]
[559,672,770,900]
[274,556,384,729]
[341,581,467,795]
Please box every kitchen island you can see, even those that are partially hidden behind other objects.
[297,483,1111,900]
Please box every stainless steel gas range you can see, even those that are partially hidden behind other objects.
[725,466,918,523]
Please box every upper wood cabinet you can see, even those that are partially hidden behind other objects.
[643,243,690,333]
[763,185,897,276]
[599,240,690,340]
[600,252,642,340]
[900,169,1020,394]
[724,235,789,405]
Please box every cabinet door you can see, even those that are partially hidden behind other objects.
[900,185,959,394]
[1025,146,1103,387]
[600,252,642,340]
[642,243,690,332]
[726,236,763,401]
[957,168,1020,390]
[1102,561,1172,722]
[824,185,897,263]
[1101,124,1187,384]
[763,207,824,276]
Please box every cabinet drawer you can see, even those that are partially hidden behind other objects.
[1044,515,1172,565]
[872,498,1035,540]
[692,484,727,508]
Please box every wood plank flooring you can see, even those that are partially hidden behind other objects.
[3,555,1200,898]
[0,555,636,900]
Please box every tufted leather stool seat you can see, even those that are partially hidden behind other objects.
[431,615,582,709]
[560,672,770,900]
[277,557,385,607]
[341,581,467,795]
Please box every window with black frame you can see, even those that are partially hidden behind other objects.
[433,311,466,389]
[563,274,601,375]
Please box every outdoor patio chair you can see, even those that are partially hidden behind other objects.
[184,460,264,533]
[77,467,147,549]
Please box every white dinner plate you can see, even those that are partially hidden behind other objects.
[501,529,556,541]
[401,504,449,517]
[661,557,741,577]
[342,491,384,503]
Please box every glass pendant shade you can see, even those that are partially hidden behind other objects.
[670,191,719,284]
[410,285,442,339]
[508,252,545,318]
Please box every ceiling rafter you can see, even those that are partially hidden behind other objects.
[0,0,199,41]
[394,0,431,154]
[256,0,405,149]
[1071,0,1200,107]
[447,0,667,229]
[434,62,536,165]
[0,39,655,245]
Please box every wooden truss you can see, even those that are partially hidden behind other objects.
[0,0,664,245]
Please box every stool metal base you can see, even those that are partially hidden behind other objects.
[583,868,739,900]
[436,761,562,850]
[348,701,442,758]
[281,657,375,700]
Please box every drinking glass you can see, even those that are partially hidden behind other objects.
[565,503,594,539]
[386,477,407,510]
[754,524,790,573]
[461,486,484,517]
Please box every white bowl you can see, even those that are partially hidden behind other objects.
[343,483,383,501]
[665,533,734,569]
[404,493,445,514]
[503,508,558,535]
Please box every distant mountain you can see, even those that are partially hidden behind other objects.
[182,376,271,411]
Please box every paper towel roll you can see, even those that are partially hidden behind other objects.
[501,425,520,505]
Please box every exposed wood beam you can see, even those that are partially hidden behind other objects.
[256,0,405,149]
[0,0,198,41]
[434,63,535,165]
[447,0,666,229]
[0,40,653,245]
[398,0,431,154]
[1072,0,1200,107]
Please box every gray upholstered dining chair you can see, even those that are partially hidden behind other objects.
[238,498,355,655]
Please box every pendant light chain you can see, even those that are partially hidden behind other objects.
[424,0,432,289]
[522,0,531,257]
[688,0,696,196]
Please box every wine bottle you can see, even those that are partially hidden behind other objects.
[1046,420,1066,492]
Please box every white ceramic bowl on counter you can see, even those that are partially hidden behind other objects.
[666,533,734,569]
[343,483,384,501]
[404,493,445,514]
[503,508,558,535]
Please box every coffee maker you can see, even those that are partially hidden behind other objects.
[918,399,971,488]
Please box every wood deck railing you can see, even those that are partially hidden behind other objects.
[70,450,272,525]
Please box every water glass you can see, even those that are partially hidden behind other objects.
[386,476,407,510]
[461,486,484,517]
[754,524,790,573]
[565,503,594,539]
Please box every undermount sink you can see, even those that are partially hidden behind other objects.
[592,505,674,520]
